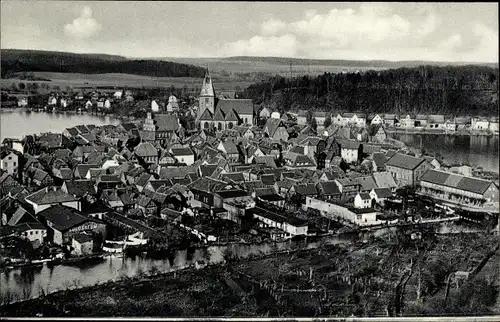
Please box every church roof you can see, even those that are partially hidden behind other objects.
[225,109,240,122]
[199,109,213,121]
[216,99,253,116]
[213,108,226,121]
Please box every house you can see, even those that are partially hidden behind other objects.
[354,192,372,209]
[283,152,316,170]
[135,195,157,216]
[17,97,28,107]
[72,233,94,255]
[419,169,499,203]
[334,178,360,200]
[25,186,81,214]
[170,147,195,166]
[370,114,384,125]
[385,153,429,187]
[342,113,366,127]
[399,114,415,128]
[354,176,378,192]
[337,140,362,164]
[263,118,289,142]
[217,141,240,163]
[316,181,341,201]
[258,107,272,119]
[1,147,21,177]
[383,114,396,127]
[372,172,398,191]
[424,156,441,170]
[369,125,387,143]
[151,99,160,112]
[134,142,158,164]
[372,152,388,172]
[471,117,490,130]
[369,188,393,205]
[489,117,499,133]
[247,206,308,237]
[427,115,445,129]
[415,115,428,128]
[38,205,106,246]
[444,119,457,132]
[29,168,53,187]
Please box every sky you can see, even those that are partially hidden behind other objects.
[1,1,498,62]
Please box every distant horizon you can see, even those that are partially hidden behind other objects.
[3,48,498,66]
[2,2,497,63]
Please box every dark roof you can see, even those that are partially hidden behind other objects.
[25,187,79,205]
[317,181,341,195]
[216,189,249,199]
[295,184,318,196]
[259,194,285,202]
[220,172,245,183]
[421,169,495,195]
[373,188,393,198]
[386,153,426,170]
[216,99,253,116]
[155,114,180,132]
[38,205,97,232]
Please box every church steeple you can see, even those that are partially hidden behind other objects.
[198,67,215,120]
[200,68,215,97]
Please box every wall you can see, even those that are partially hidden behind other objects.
[1,152,19,176]
[304,197,356,224]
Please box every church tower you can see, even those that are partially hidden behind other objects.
[198,69,215,119]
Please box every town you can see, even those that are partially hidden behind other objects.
[1,70,498,270]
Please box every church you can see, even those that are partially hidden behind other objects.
[197,71,254,130]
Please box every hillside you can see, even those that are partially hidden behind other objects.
[154,56,499,77]
[243,65,499,117]
[1,49,206,79]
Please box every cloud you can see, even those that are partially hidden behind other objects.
[64,6,101,39]
[217,5,497,62]
[260,18,286,36]
[222,34,298,57]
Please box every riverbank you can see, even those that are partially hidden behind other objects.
[2,233,498,317]
[385,128,499,137]
[0,253,107,272]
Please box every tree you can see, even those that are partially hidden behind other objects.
[310,116,318,132]
[18,82,26,90]
[324,113,332,128]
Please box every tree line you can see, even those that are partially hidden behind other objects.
[1,50,206,78]
[243,65,499,117]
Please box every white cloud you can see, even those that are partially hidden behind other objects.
[217,5,497,62]
[260,18,286,36]
[64,6,101,39]
[222,34,298,57]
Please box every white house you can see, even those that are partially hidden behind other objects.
[113,91,123,99]
[48,97,57,106]
[354,192,372,209]
[399,115,415,128]
[333,113,344,126]
[271,111,281,119]
[259,107,272,119]
[151,100,160,112]
[370,114,384,125]
[104,99,111,109]
[471,118,489,130]
[369,188,393,205]
[170,147,195,166]
[85,100,93,110]
[17,97,28,107]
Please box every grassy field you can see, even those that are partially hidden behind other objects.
[0,72,257,92]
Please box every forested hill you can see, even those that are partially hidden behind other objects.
[243,65,499,117]
[1,49,206,78]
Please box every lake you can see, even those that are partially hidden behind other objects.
[0,110,121,142]
[389,133,499,173]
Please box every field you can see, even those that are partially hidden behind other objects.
[159,57,389,77]
[0,72,257,93]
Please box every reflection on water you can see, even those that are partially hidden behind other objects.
[0,235,347,302]
[390,133,499,173]
[0,111,121,141]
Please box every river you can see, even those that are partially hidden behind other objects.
[0,221,479,304]
[0,110,121,141]
[0,234,355,303]
[389,133,499,173]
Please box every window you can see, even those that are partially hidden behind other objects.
[30,231,33,235]
[205,98,209,104]
[3,162,6,167]
[13,162,16,166]
[8,157,12,160]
